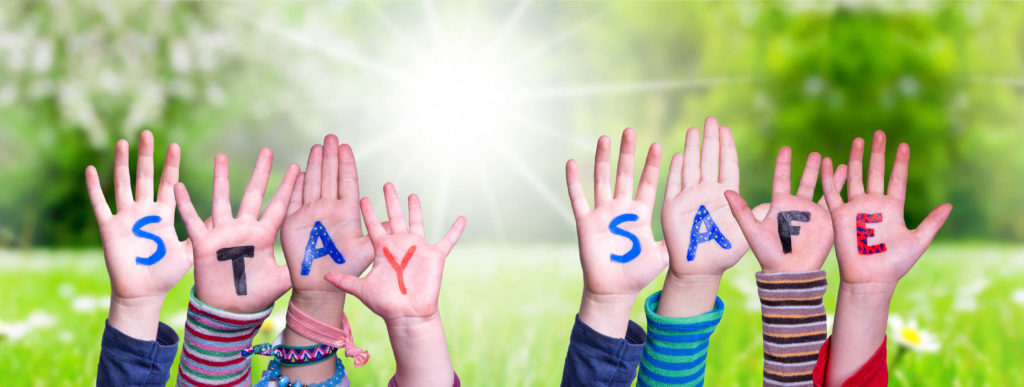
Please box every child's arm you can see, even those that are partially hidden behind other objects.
[325,183,467,387]
[561,128,667,386]
[275,136,376,383]
[87,131,192,386]
[173,148,299,386]
[724,148,847,385]
[816,132,951,386]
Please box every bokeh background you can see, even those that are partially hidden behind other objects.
[1,0,1023,385]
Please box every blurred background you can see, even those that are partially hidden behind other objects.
[1,1,1022,385]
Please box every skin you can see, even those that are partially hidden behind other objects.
[174,148,299,314]
[325,183,466,387]
[659,117,748,317]
[86,130,192,341]
[565,128,668,339]
[724,147,848,274]
[278,135,376,382]
[820,131,952,386]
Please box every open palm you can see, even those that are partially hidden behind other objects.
[282,135,374,296]
[821,131,952,287]
[326,183,466,321]
[175,149,299,314]
[86,130,191,302]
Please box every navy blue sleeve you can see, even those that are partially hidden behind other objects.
[561,314,646,387]
[96,320,180,387]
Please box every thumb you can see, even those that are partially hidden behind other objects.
[751,203,771,222]
[724,190,758,233]
[325,272,364,299]
[913,203,953,247]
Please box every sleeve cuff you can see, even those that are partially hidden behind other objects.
[98,320,180,386]
[178,289,273,387]
[638,291,724,386]
[757,271,828,384]
[812,335,889,387]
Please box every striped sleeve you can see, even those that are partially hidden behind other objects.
[637,291,725,387]
[178,289,272,387]
[756,270,828,387]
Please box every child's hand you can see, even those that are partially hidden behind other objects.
[86,130,191,339]
[281,136,374,309]
[821,131,952,290]
[724,147,847,273]
[565,128,666,337]
[175,148,299,314]
[324,183,466,322]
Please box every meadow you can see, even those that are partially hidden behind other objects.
[1,243,1022,386]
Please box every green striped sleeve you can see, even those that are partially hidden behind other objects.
[637,291,724,387]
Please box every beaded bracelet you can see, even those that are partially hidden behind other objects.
[242,343,338,366]
[256,357,347,387]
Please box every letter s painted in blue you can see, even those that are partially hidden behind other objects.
[133,215,166,266]
[609,213,641,263]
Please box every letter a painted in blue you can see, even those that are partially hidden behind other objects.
[133,215,166,266]
[686,205,731,261]
[609,213,641,263]
[301,221,345,275]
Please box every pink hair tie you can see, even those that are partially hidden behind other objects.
[287,301,370,367]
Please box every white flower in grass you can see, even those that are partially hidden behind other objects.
[888,315,940,353]
[71,295,110,313]
[0,311,55,341]
[1012,289,1024,306]
[259,313,285,339]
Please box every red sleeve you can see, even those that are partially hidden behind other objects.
[812,335,888,387]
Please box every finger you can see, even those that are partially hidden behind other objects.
[594,135,612,206]
[260,163,300,227]
[303,144,323,203]
[238,148,273,220]
[719,125,740,187]
[135,130,155,203]
[772,146,793,202]
[380,221,392,234]
[324,272,365,300]
[85,166,112,222]
[724,190,759,235]
[700,116,720,183]
[174,182,207,239]
[795,152,821,199]
[664,153,683,198]
[360,197,387,241]
[820,157,843,211]
[847,137,866,197]
[286,173,304,216]
[156,143,181,205]
[211,154,232,225]
[113,139,134,211]
[339,144,360,200]
[819,164,847,209]
[635,142,662,205]
[566,160,590,220]
[913,203,953,247]
[383,182,407,233]
[321,135,339,199]
[614,128,637,200]
[866,130,887,194]
[682,127,701,187]
[436,216,467,256]
[409,194,425,236]
[887,142,910,201]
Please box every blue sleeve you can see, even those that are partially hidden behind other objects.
[561,314,647,387]
[96,320,180,387]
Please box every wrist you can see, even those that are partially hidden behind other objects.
[108,294,165,341]
[838,281,897,299]
[289,290,346,326]
[384,311,445,340]
[657,271,722,318]
[578,290,636,339]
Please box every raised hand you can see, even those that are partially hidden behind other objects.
[724,147,848,273]
[86,130,191,339]
[175,148,299,314]
[565,128,666,337]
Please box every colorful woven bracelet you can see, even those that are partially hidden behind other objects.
[242,343,338,366]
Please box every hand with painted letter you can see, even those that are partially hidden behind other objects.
[724,147,848,273]
[819,131,952,386]
[174,148,299,314]
[565,128,666,338]
[86,130,192,340]
[326,183,465,387]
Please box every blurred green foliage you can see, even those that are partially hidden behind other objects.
[1,1,1023,246]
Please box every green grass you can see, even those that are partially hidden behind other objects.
[1,244,1022,386]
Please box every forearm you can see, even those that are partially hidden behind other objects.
[578,291,636,339]
[825,283,893,387]
[386,312,455,387]
[279,291,347,382]
[756,270,828,386]
[656,272,721,318]
[108,295,165,341]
